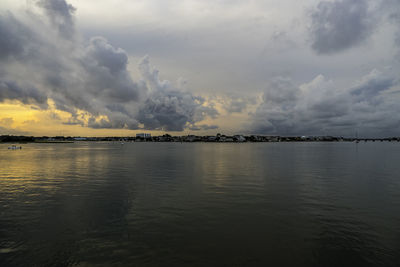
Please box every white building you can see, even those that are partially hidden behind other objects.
[234,135,246,142]
[136,133,151,138]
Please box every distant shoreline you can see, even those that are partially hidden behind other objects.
[33,141,74,143]
[1,134,400,143]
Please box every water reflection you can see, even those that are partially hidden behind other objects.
[0,142,400,266]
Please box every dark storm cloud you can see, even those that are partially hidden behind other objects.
[309,0,375,54]
[0,13,37,60]
[86,37,128,75]
[82,36,142,103]
[37,0,76,38]
[87,115,139,130]
[137,56,218,131]
[0,0,218,132]
[0,80,48,108]
[251,71,400,137]
[138,94,201,131]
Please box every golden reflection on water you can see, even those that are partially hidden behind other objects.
[194,143,267,193]
[0,143,111,199]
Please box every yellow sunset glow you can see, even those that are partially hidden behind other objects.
[0,99,239,136]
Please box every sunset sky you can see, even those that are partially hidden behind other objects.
[1,0,399,137]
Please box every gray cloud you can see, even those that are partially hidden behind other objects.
[250,70,400,137]
[2,0,399,136]
[222,95,257,114]
[0,12,37,61]
[188,124,219,131]
[383,0,400,49]
[82,36,143,104]
[0,0,218,132]
[263,77,299,109]
[37,0,76,39]
[309,0,375,54]
[137,56,218,131]
[0,80,48,108]
[350,69,396,103]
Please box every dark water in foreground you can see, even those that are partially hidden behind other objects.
[1,142,400,266]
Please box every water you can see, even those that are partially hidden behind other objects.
[1,142,400,266]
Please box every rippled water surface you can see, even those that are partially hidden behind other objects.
[1,142,400,266]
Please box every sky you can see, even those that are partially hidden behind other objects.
[0,0,399,137]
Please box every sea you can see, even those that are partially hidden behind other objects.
[1,142,400,266]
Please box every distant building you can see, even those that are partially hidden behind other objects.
[186,135,196,142]
[234,135,246,142]
[136,133,151,139]
[207,136,217,142]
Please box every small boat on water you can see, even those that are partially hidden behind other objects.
[8,145,22,150]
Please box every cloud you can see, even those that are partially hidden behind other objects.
[137,56,218,131]
[2,0,399,136]
[37,0,76,39]
[0,126,27,135]
[226,99,248,113]
[81,36,143,105]
[188,124,219,131]
[221,95,257,113]
[0,12,38,61]
[0,117,28,135]
[250,69,400,137]
[350,69,396,102]
[0,117,14,126]
[263,77,299,109]
[309,0,375,54]
[383,0,400,49]
[0,80,48,108]
[0,0,218,132]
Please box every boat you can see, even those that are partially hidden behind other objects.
[8,145,22,150]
